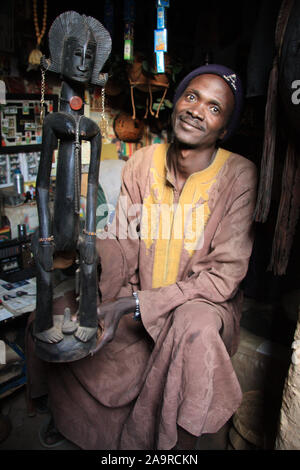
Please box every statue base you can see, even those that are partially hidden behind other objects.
[33,314,99,363]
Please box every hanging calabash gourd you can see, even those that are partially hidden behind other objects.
[113,112,145,142]
[127,52,170,119]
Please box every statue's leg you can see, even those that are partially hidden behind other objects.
[74,242,98,342]
[31,231,63,344]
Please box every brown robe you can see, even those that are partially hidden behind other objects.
[26,143,257,450]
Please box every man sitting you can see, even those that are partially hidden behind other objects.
[27,64,257,450]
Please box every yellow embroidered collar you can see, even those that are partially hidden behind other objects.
[141,143,231,288]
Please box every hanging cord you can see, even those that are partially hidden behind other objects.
[28,0,47,69]
[99,87,108,138]
[155,86,168,118]
[144,96,149,119]
[148,83,154,116]
[40,61,49,124]
[33,0,48,47]
[130,84,136,120]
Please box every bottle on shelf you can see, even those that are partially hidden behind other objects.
[13,168,24,196]
[13,169,25,205]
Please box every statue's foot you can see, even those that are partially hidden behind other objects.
[74,326,97,343]
[34,326,64,344]
[62,307,78,335]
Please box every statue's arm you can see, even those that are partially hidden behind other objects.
[82,128,101,264]
[36,116,58,239]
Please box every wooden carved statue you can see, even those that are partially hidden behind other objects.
[31,11,111,362]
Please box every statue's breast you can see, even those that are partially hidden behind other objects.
[47,113,99,141]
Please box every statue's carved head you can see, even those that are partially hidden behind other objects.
[41,11,112,86]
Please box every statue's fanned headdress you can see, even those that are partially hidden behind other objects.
[41,11,112,86]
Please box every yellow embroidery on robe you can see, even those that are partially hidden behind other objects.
[140,144,173,248]
[140,144,231,288]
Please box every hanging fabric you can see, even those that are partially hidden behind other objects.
[254,0,293,223]
[254,0,300,275]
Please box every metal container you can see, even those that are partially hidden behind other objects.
[13,169,24,195]
[18,223,27,240]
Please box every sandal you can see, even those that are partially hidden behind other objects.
[39,416,67,448]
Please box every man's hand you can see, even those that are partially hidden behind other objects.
[90,296,136,355]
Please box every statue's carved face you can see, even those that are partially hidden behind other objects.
[62,32,96,83]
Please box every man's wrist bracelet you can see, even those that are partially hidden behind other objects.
[132,291,141,321]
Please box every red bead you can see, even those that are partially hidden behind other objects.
[70,96,83,111]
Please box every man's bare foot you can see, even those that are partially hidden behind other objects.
[74,325,97,342]
[34,326,64,343]
[62,308,78,334]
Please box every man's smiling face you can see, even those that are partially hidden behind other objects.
[172,74,235,149]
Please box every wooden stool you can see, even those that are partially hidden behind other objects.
[228,390,265,450]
